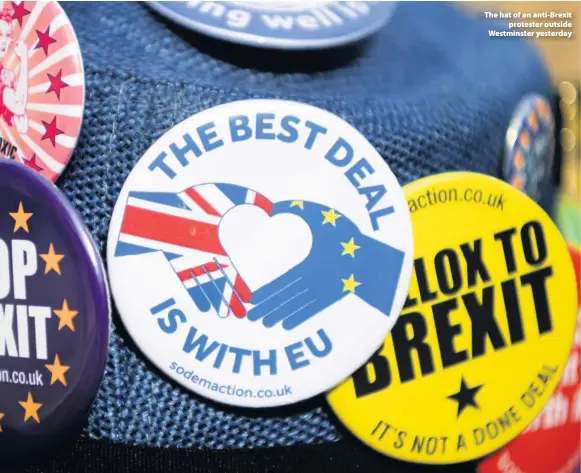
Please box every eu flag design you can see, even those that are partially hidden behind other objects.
[246,200,406,330]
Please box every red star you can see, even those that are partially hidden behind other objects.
[47,70,68,100]
[41,117,63,147]
[35,27,56,56]
[23,154,43,172]
[11,2,30,26]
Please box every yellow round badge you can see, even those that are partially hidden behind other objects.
[327,172,578,464]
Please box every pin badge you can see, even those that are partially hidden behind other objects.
[107,99,413,408]
[147,1,396,50]
[0,160,109,456]
[327,172,578,464]
[478,193,581,473]
[504,95,555,201]
[478,247,580,473]
[0,1,85,182]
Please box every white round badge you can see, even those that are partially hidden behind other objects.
[107,100,413,407]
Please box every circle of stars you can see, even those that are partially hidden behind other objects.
[1,201,77,430]
[289,202,362,295]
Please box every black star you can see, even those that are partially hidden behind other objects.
[447,376,484,418]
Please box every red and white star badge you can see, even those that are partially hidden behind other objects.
[0,2,85,182]
[479,245,581,473]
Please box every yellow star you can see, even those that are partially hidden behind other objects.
[290,201,304,210]
[342,274,361,293]
[322,208,342,226]
[0,412,4,432]
[39,243,64,275]
[9,202,33,233]
[19,392,42,423]
[45,354,70,386]
[341,237,360,258]
[53,299,78,332]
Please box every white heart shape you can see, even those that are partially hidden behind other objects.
[219,205,312,292]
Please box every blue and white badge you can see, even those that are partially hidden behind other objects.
[504,95,555,201]
[106,99,413,407]
[147,1,396,49]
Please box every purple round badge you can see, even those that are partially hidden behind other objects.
[0,160,109,455]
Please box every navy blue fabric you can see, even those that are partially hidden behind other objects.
[56,1,553,450]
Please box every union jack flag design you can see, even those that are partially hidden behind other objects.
[114,183,273,319]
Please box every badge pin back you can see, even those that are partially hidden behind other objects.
[107,99,413,408]
[146,1,396,50]
[0,160,109,456]
[327,172,578,465]
[504,95,555,201]
[0,1,85,183]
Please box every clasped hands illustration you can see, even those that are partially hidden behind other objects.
[190,193,405,331]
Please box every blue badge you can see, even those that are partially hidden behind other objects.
[147,1,396,49]
[504,95,555,201]
[0,160,109,456]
